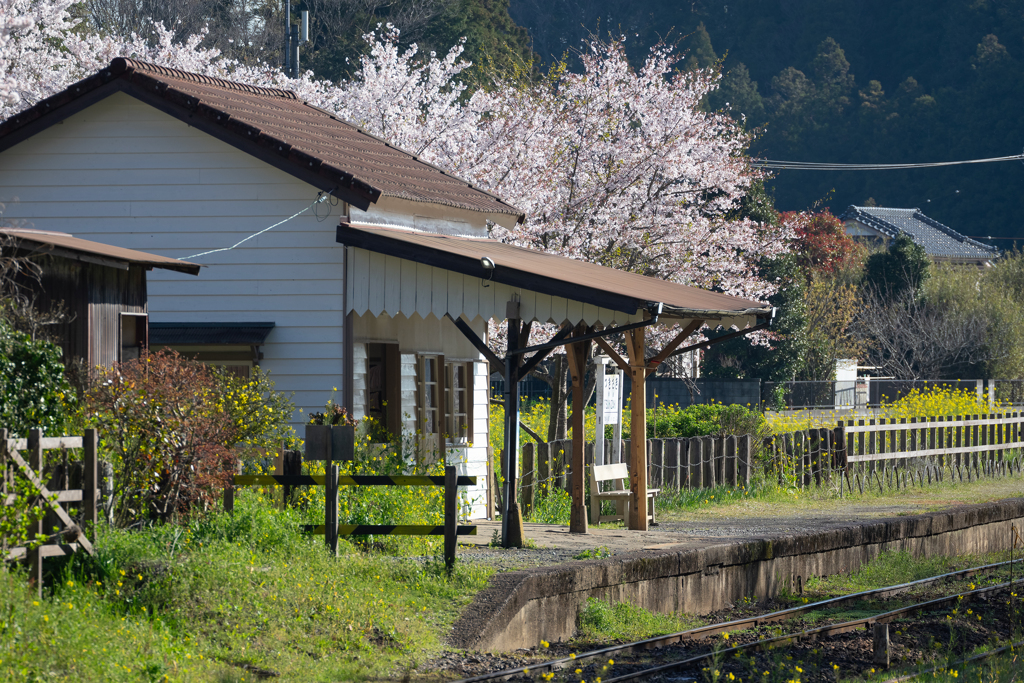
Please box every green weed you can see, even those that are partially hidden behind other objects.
[575,597,704,643]
[0,490,493,681]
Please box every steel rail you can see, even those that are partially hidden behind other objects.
[602,580,1016,682]
[454,558,1023,683]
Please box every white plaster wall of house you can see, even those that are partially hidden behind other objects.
[0,91,347,424]
[352,311,491,518]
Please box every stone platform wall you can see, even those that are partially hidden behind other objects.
[450,499,1024,652]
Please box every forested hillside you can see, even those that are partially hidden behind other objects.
[509,0,1024,239]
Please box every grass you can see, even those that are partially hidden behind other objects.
[0,490,493,681]
[656,470,1024,524]
[575,597,705,644]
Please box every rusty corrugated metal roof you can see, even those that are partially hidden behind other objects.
[337,223,771,321]
[0,228,201,275]
[0,58,523,220]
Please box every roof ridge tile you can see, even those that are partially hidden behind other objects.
[116,57,298,100]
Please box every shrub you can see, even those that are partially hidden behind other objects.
[213,365,298,450]
[880,386,997,419]
[0,317,74,437]
[88,351,243,526]
[616,402,767,440]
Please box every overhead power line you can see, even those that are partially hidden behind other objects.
[751,153,1024,171]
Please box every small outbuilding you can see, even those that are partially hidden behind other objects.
[0,227,199,368]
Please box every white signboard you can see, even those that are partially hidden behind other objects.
[603,374,620,424]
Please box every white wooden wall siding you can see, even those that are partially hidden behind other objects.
[346,247,644,327]
[0,92,353,425]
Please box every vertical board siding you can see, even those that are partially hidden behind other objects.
[0,92,346,424]
[346,247,644,326]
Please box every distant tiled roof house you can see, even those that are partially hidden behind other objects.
[840,205,999,266]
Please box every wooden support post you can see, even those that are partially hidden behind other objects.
[445,465,457,573]
[325,464,338,556]
[567,326,591,534]
[625,327,648,530]
[502,313,525,548]
[82,428,98,531]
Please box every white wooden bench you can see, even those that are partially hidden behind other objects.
[589,462,659,526]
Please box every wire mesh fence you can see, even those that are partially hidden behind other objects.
[762,379,1024,410]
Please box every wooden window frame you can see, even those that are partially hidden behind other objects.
[444,361,475,444]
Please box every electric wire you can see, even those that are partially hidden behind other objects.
[751,153,1024,171]
[183,191,331,260]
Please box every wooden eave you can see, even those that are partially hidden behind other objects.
[337,222,772,323]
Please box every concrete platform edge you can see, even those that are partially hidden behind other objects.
[449,498,1024,652]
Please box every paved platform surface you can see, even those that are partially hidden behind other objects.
[463,507,916,553]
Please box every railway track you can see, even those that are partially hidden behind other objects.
[456,558,1024,683]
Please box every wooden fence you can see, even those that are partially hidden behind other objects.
[766,412,1024,494]
[2,428,98,597]
[227,425,476,571]
[518,435,753,516]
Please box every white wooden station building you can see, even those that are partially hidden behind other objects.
[0,59,771,518]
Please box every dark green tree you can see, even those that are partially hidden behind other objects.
[682,23,717,71]
[701,253,808,382]
[863,234,930,298]
[709,62,765,126]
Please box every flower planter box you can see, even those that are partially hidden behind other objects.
[304,424,354,461]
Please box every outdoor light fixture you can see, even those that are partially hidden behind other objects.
[480,256,495,287]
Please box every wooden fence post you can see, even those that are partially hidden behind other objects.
[521,442,535,518]
[537,442,550,495]
[28,428,43,598]
[702,436,715,489]
[834,422,846,497]
[83,428,98,531]
[688,437,702,489]
[445,465,457,574]
[664,439,678,489]
[738,434,751,487]
[325,464,338,556]
[724,435,737,487]
[650,440,663,489]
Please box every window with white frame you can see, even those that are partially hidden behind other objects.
[417,355,441,437]
[445,361,474,443]
[417,356,475,445]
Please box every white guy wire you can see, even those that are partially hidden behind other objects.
[183,192,329,261]
[752,153,1024,171]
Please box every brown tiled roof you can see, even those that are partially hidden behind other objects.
[0,58,523,220]
[0,228,201,275]
[337,223,771,320]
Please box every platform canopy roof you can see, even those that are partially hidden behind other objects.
[337,223,771,329]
